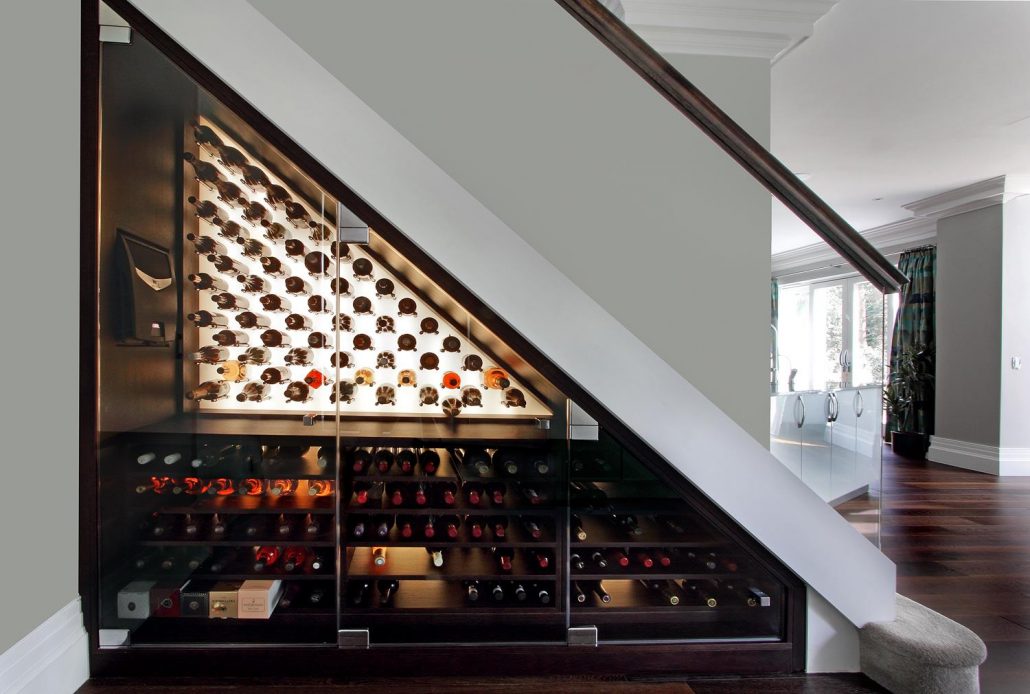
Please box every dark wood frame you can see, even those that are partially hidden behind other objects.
[554,0,906,293]
[84,0,806,677]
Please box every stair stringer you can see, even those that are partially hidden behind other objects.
[125,0,896,629]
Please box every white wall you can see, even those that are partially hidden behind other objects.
[245,0,774,445]
[1000,196,1030,450]
[0,0,81,655]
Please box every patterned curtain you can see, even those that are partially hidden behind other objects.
[771,278,779,393]
[888,246,936,434]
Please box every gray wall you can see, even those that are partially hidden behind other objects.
[936,205,1004,446]
[246,0,773,444]
[0,0,81,653]
[1000,196,1030,449]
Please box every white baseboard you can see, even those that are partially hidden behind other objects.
[0,598,89,694]
[928,436,1030,476]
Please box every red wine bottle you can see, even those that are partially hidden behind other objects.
[207,254,246,276]
[259,294,290,312]
[239,346,272,365]
[192,123,222,153]
[187,196,225,225]
[284,313,312,331]
[190,346,229,364]
[188,272,227,292]
[374,449,395,474]
[284,201,310,228]
[210,292,248,311]
[284,381,311,403]
[215,179,245,207]
[236,382,270,402]
[259,255,286,277]
[238,238,270,258]
[182,152,221,186]
[284,348,312,366]
[259,366,290,384]
[186,233,226,256]
[284,238,307,260]
[187,310,227,328]
[240,200,269,226]
[215,144,248,173]
[261,220,290,242]
[264,184,292,209]
[241,164,271,191]
[235,311,271,329]
[211,329,248,347]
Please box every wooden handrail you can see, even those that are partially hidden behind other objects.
[554,0,907,293]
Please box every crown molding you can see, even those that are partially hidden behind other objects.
[622,0,840,60]
[904,175,1030,220]
[772,216,937,277]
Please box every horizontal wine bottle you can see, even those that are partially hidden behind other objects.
[187,310,227,328]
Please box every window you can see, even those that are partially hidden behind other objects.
[776,277,892,392]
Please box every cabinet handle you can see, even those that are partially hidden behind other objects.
[832,393,840,422]
[855,390,863,417]
[825,394,833,423]
[796,396,805,428]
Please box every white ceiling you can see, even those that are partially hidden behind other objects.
[771,0,1030,254]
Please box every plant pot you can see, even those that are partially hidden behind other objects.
[891,431,929,459]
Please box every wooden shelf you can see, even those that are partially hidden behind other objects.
[345,546,556,581]
[159,494,336,515]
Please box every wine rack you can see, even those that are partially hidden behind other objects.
[89,20,804,677]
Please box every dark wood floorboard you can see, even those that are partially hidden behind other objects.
[872,446,1030,694]
[85,445,1030,693]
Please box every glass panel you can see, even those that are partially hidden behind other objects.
[812,283,844,391]
[852,280,885,387]
[776,285,811,392]
[568,432,785,642]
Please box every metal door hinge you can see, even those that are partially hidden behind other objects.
[568,626,598,647]
[338,629,370,648]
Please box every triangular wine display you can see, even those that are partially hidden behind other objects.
[187,120,550,419]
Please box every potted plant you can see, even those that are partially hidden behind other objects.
[883,344,935,458]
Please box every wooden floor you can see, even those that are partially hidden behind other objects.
[81,446,1030,693]
[873,446,1030,693]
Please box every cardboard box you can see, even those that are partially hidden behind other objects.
[237,580,284,619]
[117,580,156,619]
[209,581,242,619]
[180,580,213,618]
[149,582,182,618]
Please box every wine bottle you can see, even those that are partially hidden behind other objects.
[239,478,265,497]
[208,254,247,276]
[396,515,415,540]
[491,582,506,602]
[268,478,298,497]
[350,515,368,539]
[534,584,552,605]
[460,386,483,407]
[493,547,514,573]
[209,292,247,312]
[419,317,439,335]
[419,354,440,372]
[215,218,248,242]
[276,513,295,538]
[487,483,506,506]
[398,297,417,316]
[371,514,392,539]
[147,513,175,538]
[207,548,238,574]
[192,123,222,153]
[654,550,674,568]
[308,588,326,606]
[284,201,310,228]
[635,552,655,569]
[348,581,372,607]
[371,546,388,567]
[483,367,512,390]
[253,546,280,572]
[135,475,179,495]
[215,179,245,207]
[187,310,228,328]
[528,453,552,476]
[282,547,307,573]
[188,272,228,292]
[182,152,221,186]
[466,516,485,539]
[284,381,311,403]
[464,482,485,506]
[493,448,522,477]
[377,580,399,607]
[465,581,481,603]
[640,580,681,606]
[308,332,332,350]
[240,164,271,191]
[419,547,442,568]
[375,316,396,335]
[304,251,331,277]
[419,450,440,475]
[520,517,544,540]
[332,277,351,296]
[590,581,612,604]
[190,346,230,364]
[687,551,718,572]
[610,549,631,568]
[284,348,313,366]
[352,296,373,315]
[395,449,416,475]
[217,361,247,383]
[186,381,230,402]
[260,294,291,314]
[351,481,380,506]
[352,258,374,280]
[330,240,350,260]
[264,183,292,209]
[489,516,508,540]
[570,553,585,571]
[239,346,272,365]
[308,553,327,573]
[505,388,527,408]
[211,329,248,347]
[260,329,290,348]
[308,295,331,314]
[186,192,227,223]
[420,515,437,539]
[440,515,461,540]
[374,278,395,298]
[186,233,227,256]
[683,580,718,608]
[309,223,333,242]
[304,369,331,390]
[373,449,394,475]
[210,514,229,538]
[529,550,551,570]
[570,514,588,542]
[589,551,608,570]
[572,581,588,604]
[240,200,269,226]
[235,311,271,330]
[215,144,248,172]
[238,238,270,258]
[413,483,429,507]
[437,482,458,507]
[350,448,373,475]
[284,238,307,261]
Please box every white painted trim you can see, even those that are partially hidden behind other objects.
[0,598,89,694]
[772,216,936,276]
[129,0,897,628]
[903,175,1030,220]
[623,0,839,60]
[928,436,1030,477]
